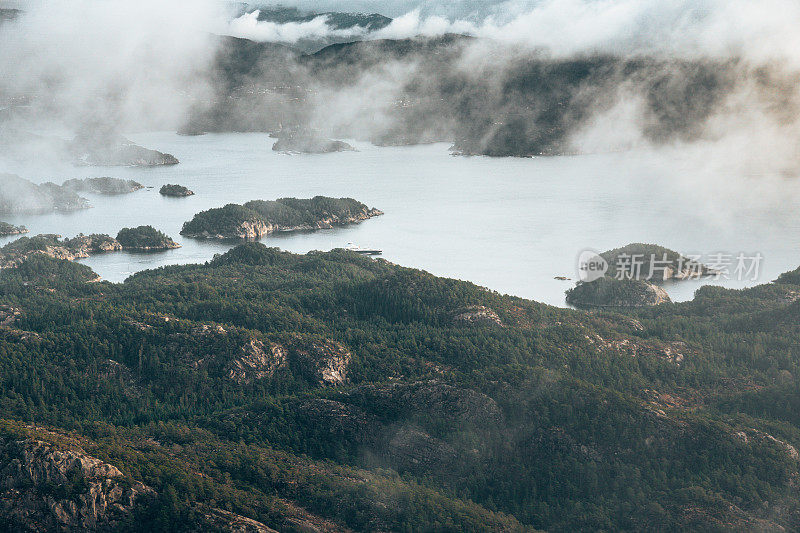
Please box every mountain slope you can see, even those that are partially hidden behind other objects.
[0,246,799,529]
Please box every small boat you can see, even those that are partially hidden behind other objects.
[346,243,382,255]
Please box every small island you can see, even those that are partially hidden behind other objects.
[566,277,672,308]
[601,243,714,280]
[271,129,355,154]
[116,226,181,251]
[565,242,716,308]
[0,227,181,268]
[181,196,382,240]
[70,134,179,167]
[0,222,27,236]
[0,233,121,270]
[1,173,90,214]
[160,184,194,197]
[62,177,144,195]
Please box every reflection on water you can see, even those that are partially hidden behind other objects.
[2,131,800,307]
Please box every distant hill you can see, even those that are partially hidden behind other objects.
[191,31,740,155]
[235,6,392,52]
[255,6,391,32]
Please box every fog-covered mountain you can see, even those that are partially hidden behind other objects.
[180,33,762,157]
[231,5,392,52]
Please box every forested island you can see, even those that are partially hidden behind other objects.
[0,222,27,236]
[0,227,181,268]
[0,174,89,214]
[271,129,356,154]
[0,233,121,269]
[159,184,194,197]
[70,134,179,167]
[601,243,715,280]
[116,226,181,251]
[62,177,144,195]
[567,243,714,308]
[0,243,798,530]
[181,196,383,240]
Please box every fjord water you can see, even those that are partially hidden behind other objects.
[2,131,800,306]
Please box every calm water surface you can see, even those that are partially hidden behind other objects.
[2,132,800,306]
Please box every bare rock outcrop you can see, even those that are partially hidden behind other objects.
[202,507,279,533]
[583,332,693,366]
[567,277,671,308]
[0,234,122,270]
[0,305,21,327]
[292,340,352,385]
[453,305,504,327]
[0,437,153,531]
[227,340,288,384]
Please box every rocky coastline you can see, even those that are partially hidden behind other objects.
[181,196,382,240]
[0,222,27,236]
[115,226,181,251]
[0,228,181,269]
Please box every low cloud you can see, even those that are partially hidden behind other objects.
[228,10,368,43]
[370,0,800,65]
[0,0,224,134]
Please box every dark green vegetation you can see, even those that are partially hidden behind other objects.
[243,196,381,227]
[62,177,144,195]
[179,203,269,239]
[566,243,715,308]
[0,233,120,269]
[159,184,194,197]
[0,173,89,214]
[0,254,99,284]
[0,222,27,236]
[116,226,180,251]
[566,277,671,308]
[0,243,800,530]
[181,196,382,239]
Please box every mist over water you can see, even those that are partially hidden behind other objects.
[3,1,800,305]
[2,132,800,306]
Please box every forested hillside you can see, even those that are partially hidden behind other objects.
[0,244,798,530]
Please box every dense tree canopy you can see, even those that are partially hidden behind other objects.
[0,244,798,530]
